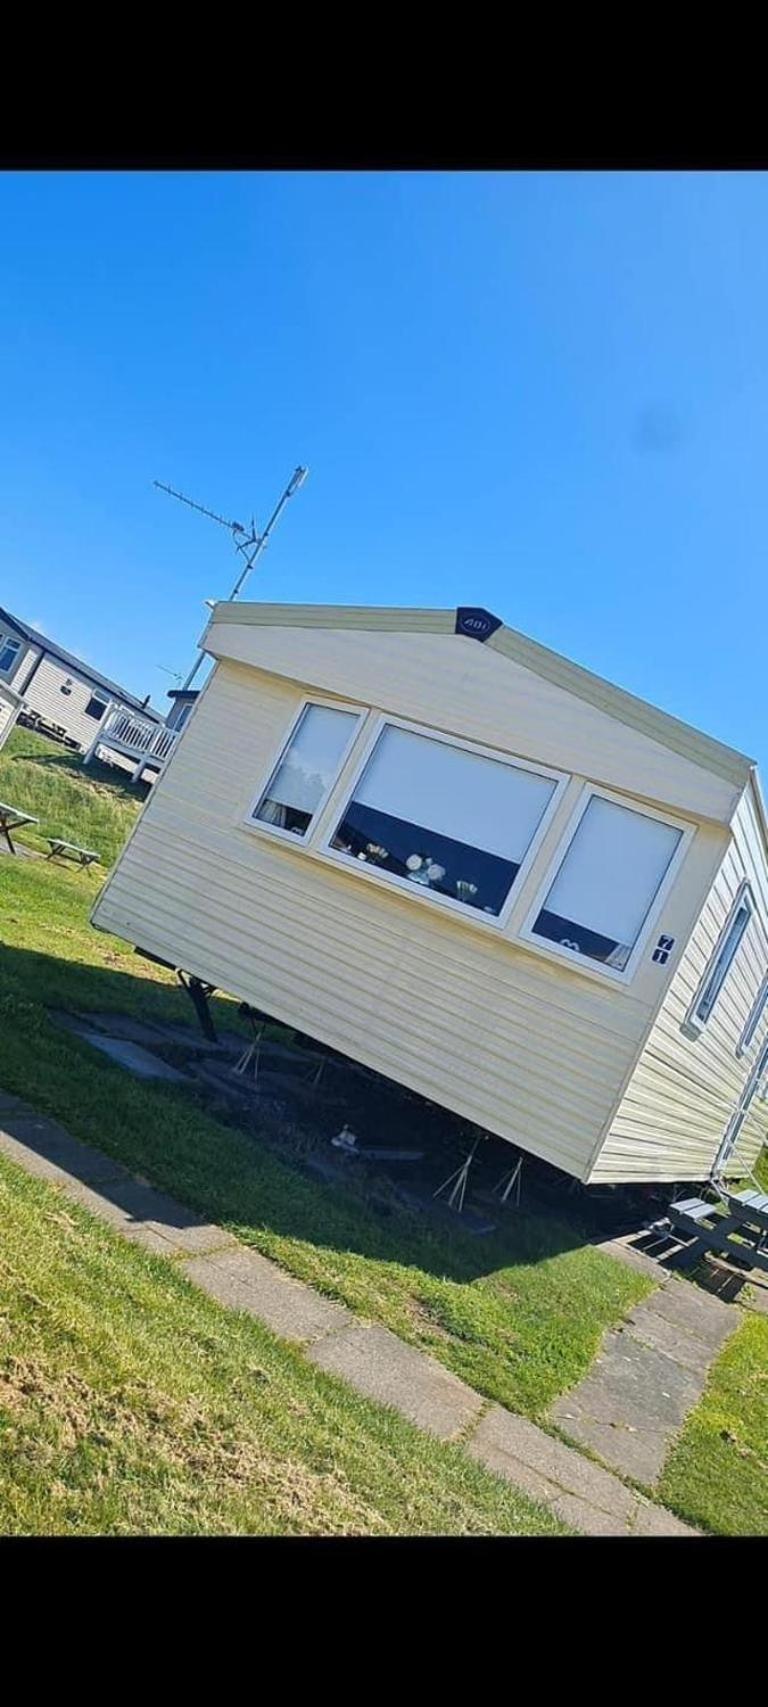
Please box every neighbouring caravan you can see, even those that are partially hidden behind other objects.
[91,602,768,1187]
[0,606,155,753]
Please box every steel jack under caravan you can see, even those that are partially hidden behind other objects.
[91,602,768,1187]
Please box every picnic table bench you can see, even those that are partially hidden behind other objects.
[0,800,40,854]
[45,837,101,871]
[659,1186,768,1276]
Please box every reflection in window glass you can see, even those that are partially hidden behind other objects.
[330,725,557,916]
[532,795,682,970]
[252,704,357,838]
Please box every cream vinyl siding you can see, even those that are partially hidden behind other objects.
[204,620,742,825]
[21,657,118,750]
[593,789,768,1183]
[91,658,687,1182]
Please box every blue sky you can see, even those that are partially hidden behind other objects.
[1,171,766,767]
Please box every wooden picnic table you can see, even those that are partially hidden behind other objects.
[45,837,101,871]
[665,1187,768,1275]
[0,799,40,854]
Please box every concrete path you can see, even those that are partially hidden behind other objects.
[0,1088,698,1536]
[552,1239,737,1486]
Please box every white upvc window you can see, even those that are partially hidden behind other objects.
[322,719,565,923]
[0,633,22,674]
[520,787,689,979]
[737,968,768,1058]
[683,882,755,1038]
[246,700,363,843]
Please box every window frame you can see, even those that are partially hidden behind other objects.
[0,633,22,674]
[517,783,694,985]
[736,968,768,1059]
[84,693,108,722]
[316,712,569,932]
[242,696,367,848]
[682,880,756,1039]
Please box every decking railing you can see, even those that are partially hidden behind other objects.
[88,708,179,771]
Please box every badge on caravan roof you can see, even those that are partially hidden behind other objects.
[455,607,503,642]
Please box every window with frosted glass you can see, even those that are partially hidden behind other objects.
[531,795,682,970]
[329,725,557,916]
[252,704,358,837]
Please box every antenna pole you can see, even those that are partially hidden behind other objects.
[157,466,307,693]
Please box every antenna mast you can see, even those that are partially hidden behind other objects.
[153,465,308,691]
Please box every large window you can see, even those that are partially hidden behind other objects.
[84,694,108,721]
[0,633,21,674]
[328,724,558,917]
[529,794,683,971]
[688,886,754,1030]
[250,703,359,839]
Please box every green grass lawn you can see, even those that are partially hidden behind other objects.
[0,855,650,1421]
[658,1311,768,1536]
[0,725,143,864]
[0,1154,564,1535]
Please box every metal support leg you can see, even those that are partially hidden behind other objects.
[433,1135,485,1214]
[177,971,218,1042]
[492,1156,523,1207]
[233,1019,264,1084]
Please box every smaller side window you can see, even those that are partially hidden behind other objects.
[250,703,359,840]
[685,885,754,1034]
[0,634,21,674]
[737,967,768,1058]
[84,695,108,721]
[528,793,683,972]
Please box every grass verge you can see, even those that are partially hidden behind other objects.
[0,1153,564,1535]
[657,1312,768,1535]
[0,725,143,864]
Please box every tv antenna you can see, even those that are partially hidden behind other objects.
[153,465,308,690]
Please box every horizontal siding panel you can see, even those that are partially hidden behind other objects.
[21,657,138,752]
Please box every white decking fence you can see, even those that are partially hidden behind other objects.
[83,706,179,779]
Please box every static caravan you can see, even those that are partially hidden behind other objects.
[0,606,154,753]
[91,602,768,1188]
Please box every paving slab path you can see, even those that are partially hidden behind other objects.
[553,1237,737,1486]
[0,1088,703,1537]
